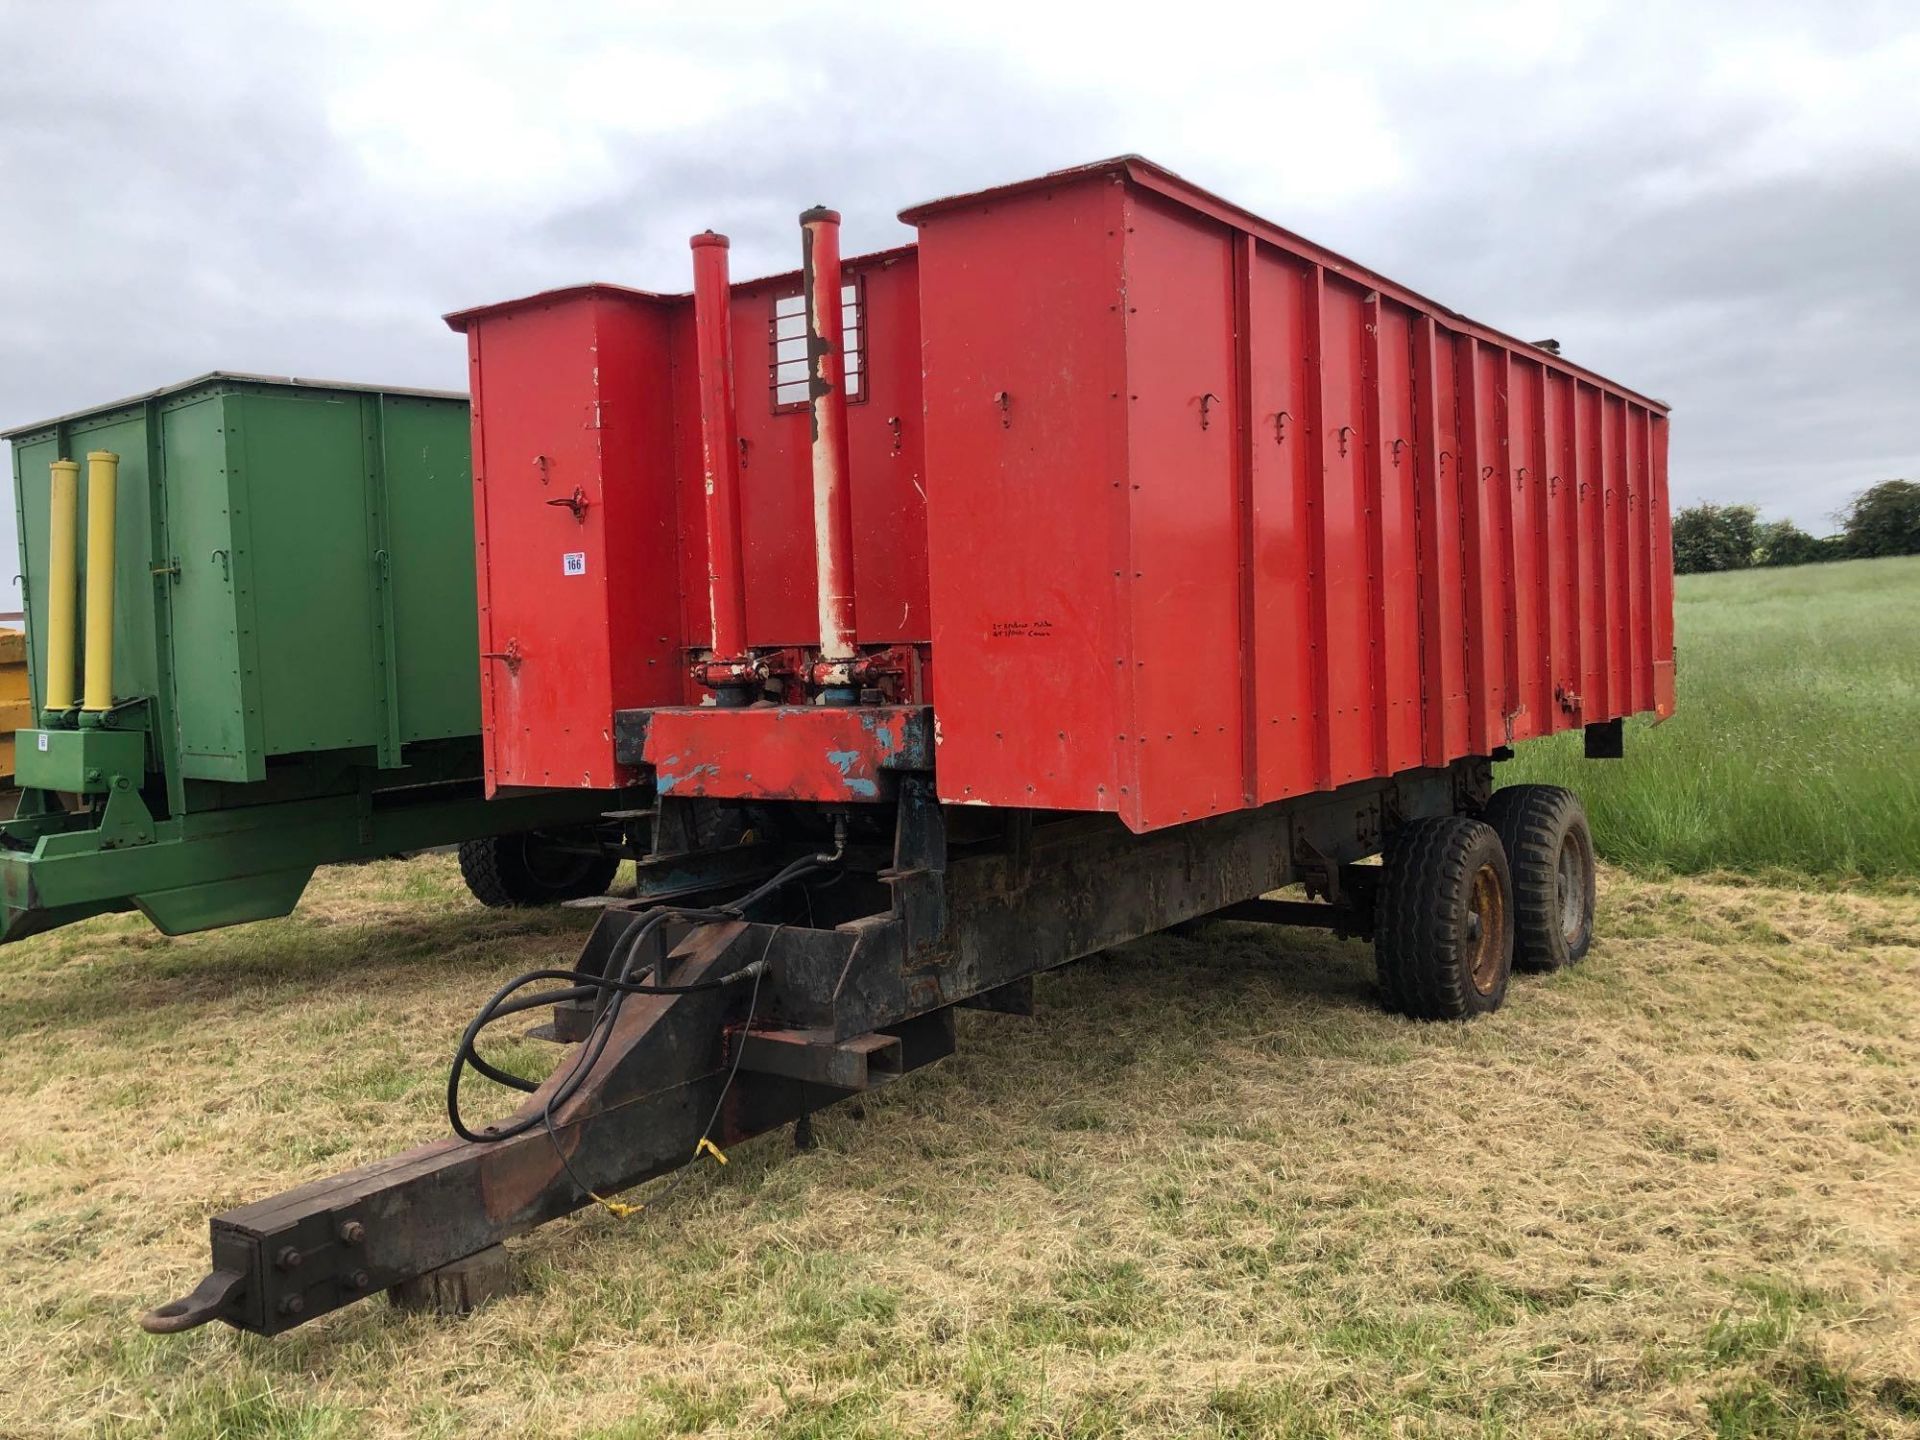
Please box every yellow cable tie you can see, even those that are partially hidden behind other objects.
[696,1136,729,1166]
[589,1189,643,1220]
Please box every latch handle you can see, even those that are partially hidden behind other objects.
[544,486,590,521]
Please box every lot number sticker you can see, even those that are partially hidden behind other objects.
[562,552,587,576]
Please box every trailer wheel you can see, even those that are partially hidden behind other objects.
[1478,784,1594,971]
[1374,816,1513,1020]
[458,833,620,908]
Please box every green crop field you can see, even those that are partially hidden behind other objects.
[1501,554,1920,885]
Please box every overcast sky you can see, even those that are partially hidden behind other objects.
[2,1,1915,607]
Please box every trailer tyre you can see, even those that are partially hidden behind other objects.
[1374,816,1513,1021]
[458,833,620,908]
[1478,784,1594,971]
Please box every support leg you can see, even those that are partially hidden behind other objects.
[388,1245,519,1317]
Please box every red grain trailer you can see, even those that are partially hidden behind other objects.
[150,158,1673,1336]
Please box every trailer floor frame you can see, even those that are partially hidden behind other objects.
[144,755,1491,1336]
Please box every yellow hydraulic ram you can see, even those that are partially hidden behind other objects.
[82,449,118,712]
[45,458,80,711]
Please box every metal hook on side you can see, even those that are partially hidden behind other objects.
[543,486,590,522]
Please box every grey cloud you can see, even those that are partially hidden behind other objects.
[1218,74,1920,530]
[0,0,1914,618]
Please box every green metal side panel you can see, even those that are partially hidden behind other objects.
[11,379,482,784]
[161,397,253,780]
[12,379,479,781]
[11,407,165,720]
[2,373,631,947]
[11,431,55,711]
[381,396,481,744]
[230,389,384,762]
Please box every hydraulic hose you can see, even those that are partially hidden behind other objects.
[446,840,845,1145]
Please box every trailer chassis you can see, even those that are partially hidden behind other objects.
[144,754,1491,1336]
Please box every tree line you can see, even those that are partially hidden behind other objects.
[1672,479,1920,575]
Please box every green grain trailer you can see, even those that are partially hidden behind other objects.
[1,373,625,942]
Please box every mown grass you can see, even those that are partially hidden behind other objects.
[2,857,1917,1437]
[1500,554,1920,883]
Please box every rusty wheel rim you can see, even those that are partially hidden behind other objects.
[1465,862,1504,994]
[1558,831,1591,948]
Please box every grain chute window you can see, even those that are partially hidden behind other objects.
[770,279,865,411]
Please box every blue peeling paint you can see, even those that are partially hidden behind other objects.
[657,761,721,795]
[825,746,880,799]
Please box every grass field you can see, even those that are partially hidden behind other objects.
[1,856,1916,1438]
[2,555,1916,1437]
[1501,555,1920,884]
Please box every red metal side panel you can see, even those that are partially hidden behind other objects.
[1429,332,1470,757]
[906,159,1672,832]
[1371,299,1422,775]
[1118,189,1243,828]
[846,255,930,645]
[1627,404,1652,713]
[464,292,682,790]
[1456,336,1499,752]
[598,302,690,721]
[727,284,812,646]
[666,303,709,674]
[1410,315,1448,765]
[671,255,929,655]
[1446,348,1675,749]
[1650,413,1676,716]
[1507,357,1546,741]
[1528,362,1554,731]
[641,705,929,803]
[1484,346,1521,742]
[1578,383,1609,718]
[1247,246,1320,802]
[665,278,822,665]
[1547,370,1581,722]
[1299,266,1336,792]
[919,177,1131,812]
[1604,395,1630,716]
[1230,233,1259,809]
[1318,277,1376,785]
